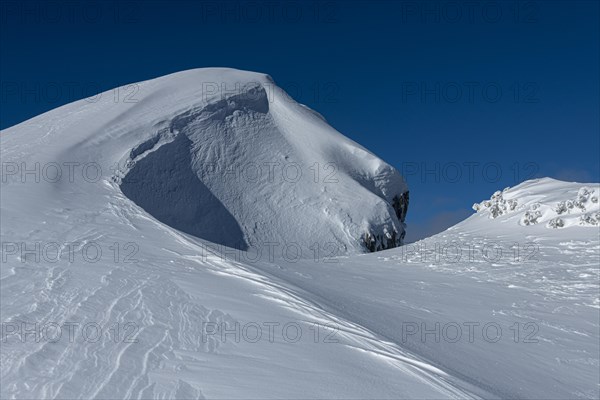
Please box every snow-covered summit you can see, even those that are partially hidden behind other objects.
[1,68,408,254]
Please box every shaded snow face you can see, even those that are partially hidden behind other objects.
[120,85,271,250]
[121,132,248,249]
[108,71,409,255]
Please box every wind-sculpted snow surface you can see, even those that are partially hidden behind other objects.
[247,178,600,399]
[1,68,598,399]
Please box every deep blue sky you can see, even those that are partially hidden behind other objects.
[1,0,599,241]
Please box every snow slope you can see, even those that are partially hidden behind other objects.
[245,178,600,399]
[1,68,598,399]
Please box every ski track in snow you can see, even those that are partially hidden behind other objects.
[1,68,598,399]
[0,209,476,399]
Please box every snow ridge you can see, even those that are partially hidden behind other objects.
[472,177,600,229]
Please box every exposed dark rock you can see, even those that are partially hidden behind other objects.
[392,191,409,223]
[362,191,409,253]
